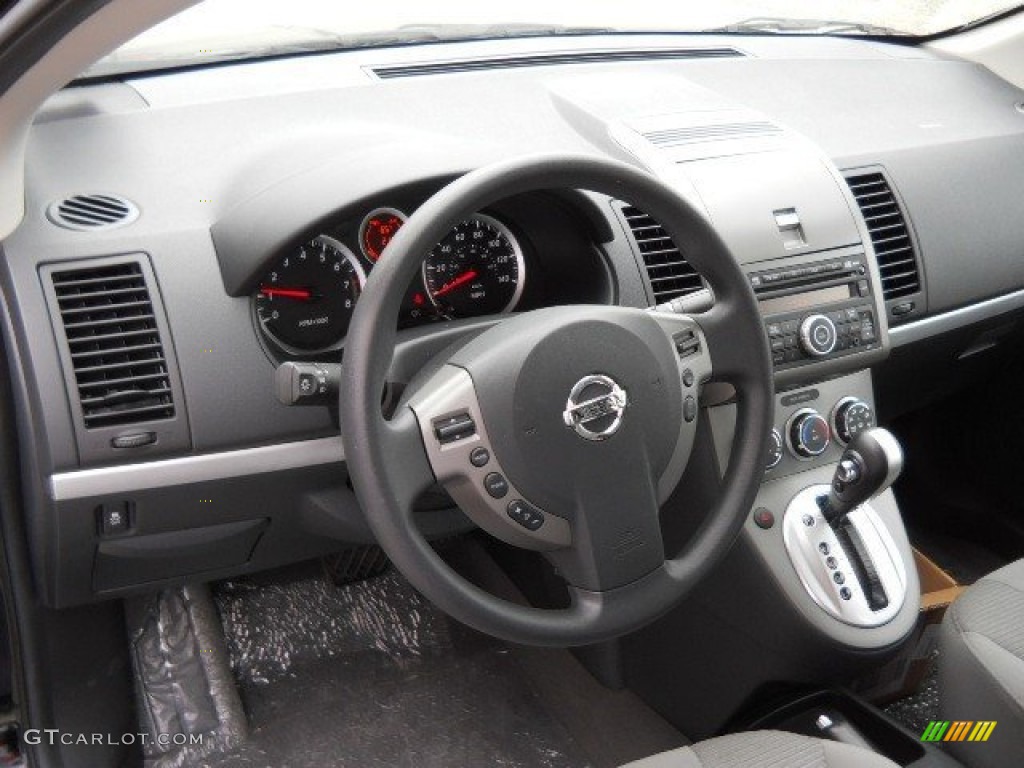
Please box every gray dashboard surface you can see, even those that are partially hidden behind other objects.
[7,32,1024,463]
[5,32,1024,604]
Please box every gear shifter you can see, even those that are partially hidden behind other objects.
[823,428,904,524]
[820,427,904,611]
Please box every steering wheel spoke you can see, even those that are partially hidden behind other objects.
[406,365,572,550]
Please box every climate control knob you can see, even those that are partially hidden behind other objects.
[799,314,838,357]
[766,428,784,470]
[832,397,875,445]
[788,409,831,458]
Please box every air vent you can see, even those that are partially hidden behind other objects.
[845,172,921,301]
[620,205,703,304]
[370,47,744,78]
[47,194,139,231]
[642,120,782,148]
[50,261,175,429]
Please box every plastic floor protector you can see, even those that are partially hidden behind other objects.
[204,563,593,768]
[128,584,248,768]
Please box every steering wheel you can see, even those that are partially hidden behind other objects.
[340,154,773,646]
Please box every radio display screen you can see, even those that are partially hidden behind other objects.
[759,285,852,315]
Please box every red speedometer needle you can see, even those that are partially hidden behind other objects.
[433,270,479,298]
[260,286,313,301]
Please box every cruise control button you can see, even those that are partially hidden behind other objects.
[507,499,544,531]
[484,472,509,499]
[469,447,490,468]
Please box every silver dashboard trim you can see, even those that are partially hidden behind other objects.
[890,288,1024,346]
[50,436,345,501]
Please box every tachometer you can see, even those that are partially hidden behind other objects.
[422,214,525,318]
[359,207,407,262]
[254,236,365,353]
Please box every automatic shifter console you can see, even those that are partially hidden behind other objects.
[782,429,908,627]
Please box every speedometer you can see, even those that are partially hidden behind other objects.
[422,214,525,318]
[254,236,365,354]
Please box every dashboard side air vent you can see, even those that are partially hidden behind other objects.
[370,47,744,78]
[47,193,139,231]
[49,260,175,429]
[620,205,703,304]
[844,171,921,302]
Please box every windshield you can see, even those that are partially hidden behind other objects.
[86,0,1021,79]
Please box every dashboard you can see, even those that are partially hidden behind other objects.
[4,33,1024,607]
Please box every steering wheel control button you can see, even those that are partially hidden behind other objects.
[507,499,545,531]
[682,368,695,388]
[683,396,698,423]
[753,508,775,529]
[818,542,830,555]
[833,571,846,585]
[788,409,830,459]
[766,429,783,470]
[562,374,628,441]
[799,314,837,357]
[826,556,838,570]
[469,447,491,467]
[802,514,815,527]
[840,587,853,601]
[484,472,509,499]
[832,397,875,445]
[433,413,476,445]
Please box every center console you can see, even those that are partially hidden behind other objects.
[613,109,924,741]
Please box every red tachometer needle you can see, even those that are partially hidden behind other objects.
[433,269,479,298]
[260,286,313,301]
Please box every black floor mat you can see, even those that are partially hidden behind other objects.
[882,650,941,736]
[203,564,593,768]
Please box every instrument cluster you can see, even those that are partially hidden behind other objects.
[253,207,527,357]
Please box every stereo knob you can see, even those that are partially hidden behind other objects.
[832,397,875,445]
[799,314,838,357]
[788,409,831,458]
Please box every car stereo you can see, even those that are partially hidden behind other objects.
[749,253,879,370]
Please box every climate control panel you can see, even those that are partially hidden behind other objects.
[764,389,876,474]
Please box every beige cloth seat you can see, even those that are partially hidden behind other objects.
[621,730,899,768]
[940,558,1024,768]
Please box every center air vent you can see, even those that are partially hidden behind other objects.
[620,205,703,304]
[844,171,921,302]
[370,47,743,78]
[49,261,175,429]
[47,193,139,231]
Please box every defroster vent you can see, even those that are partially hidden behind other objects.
[50,261,175,429]
[845,171,921,301]
[620,205,703,304]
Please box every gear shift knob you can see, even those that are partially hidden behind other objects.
[824,427,904,523]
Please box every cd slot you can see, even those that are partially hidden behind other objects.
[755,273,856,299]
